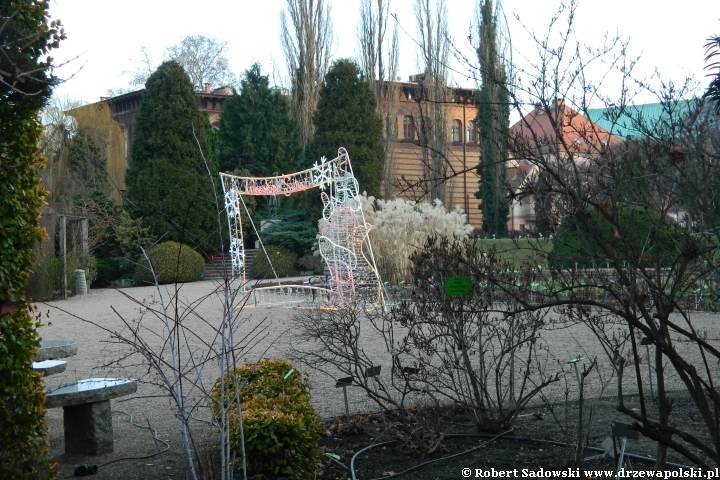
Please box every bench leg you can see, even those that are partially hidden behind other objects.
[62,400,114,455]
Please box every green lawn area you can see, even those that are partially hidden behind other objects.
[473,237,554,268]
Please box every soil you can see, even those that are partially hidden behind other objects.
[315,393,704,480]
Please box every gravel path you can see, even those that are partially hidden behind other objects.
[38,280,720,478]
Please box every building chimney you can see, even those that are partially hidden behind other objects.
[205,83,211,93]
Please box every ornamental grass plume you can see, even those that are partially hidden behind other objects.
[361,194,472,284]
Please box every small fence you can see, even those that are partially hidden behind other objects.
[243,285,332,308]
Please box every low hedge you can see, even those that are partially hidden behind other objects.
[95,257,135,287]
[133,241,204,284]
[248,245,298,279]
[551,206,683,269]
[212,359,322,480]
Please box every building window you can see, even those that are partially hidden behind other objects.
[403,115,414,140]
[452,119,462,142]
[466,120,477,143]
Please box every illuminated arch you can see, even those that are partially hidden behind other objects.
[220,147,384,308]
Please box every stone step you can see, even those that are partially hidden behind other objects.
[203,249,259,279]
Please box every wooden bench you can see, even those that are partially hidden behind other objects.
[45,378,137,455]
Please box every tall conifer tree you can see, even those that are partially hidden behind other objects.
[217,63,302,176]
[475,0,510,236]
[311,59,384,198]
[125,60,218,251]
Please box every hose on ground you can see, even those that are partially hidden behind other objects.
[96,410,170,468]
[348,431,696,480]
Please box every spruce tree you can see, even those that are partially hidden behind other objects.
[311,59,384,198]
[475,0,510,236]
[218,63,302,176]
[125,60,218,251]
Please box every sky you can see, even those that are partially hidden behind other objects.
[48,0,719,108]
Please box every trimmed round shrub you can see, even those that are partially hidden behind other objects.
[212,359,323,480]
[552,206,683,269]
[133,241,205,284]
[248,245,298,279]
[216,358,309,402]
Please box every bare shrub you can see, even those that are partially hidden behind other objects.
[291,234,561,451]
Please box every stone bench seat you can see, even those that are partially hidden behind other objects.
[35,340,77,361]
[45,378,137,455]
[32,360,67,376]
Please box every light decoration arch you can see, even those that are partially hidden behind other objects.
[220,147,385,308]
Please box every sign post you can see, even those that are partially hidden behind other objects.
[445,277,471,296]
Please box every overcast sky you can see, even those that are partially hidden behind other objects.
[48,0,718,107]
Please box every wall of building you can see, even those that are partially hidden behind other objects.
[106,87,231,166]
[381,82,484,231]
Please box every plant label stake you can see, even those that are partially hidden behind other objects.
[363,365,381,398]
[283,368,294,394]
[612,422,639,478]
[444,277,471,296]
[335,376,354,419]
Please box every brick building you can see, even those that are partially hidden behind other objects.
[506,100,624,233]
[381,79,483,230]
[104,84,232,167]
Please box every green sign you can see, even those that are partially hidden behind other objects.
[445,277,471,296]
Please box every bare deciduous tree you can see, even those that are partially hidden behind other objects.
[476,1,720,469]
[167,35,236,90]
[413,0,452,203]
[109,36,235,96]
[280,0,333,148]
[357,0,401,198]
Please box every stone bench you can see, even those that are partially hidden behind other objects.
[32,360,67,376]
[45,378,137,455]
[36,340,77,362]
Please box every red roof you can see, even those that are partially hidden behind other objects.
[509,100,623,155]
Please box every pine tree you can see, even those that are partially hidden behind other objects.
[475,0,510,236]
[311,59,384,198]
[125,60,218,252]
[218,63,302,176]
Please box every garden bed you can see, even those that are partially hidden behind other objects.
[317,392,705,480]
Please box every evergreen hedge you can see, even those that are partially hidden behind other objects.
[0,1,63,476]
[248,245,298,279]
[552,206,683,269]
